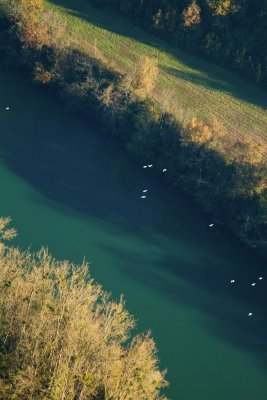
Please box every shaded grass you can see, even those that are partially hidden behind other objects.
[45,0,267,147]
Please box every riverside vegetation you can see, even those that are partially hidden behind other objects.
[0,0,266,257]
[33,0,267,146]
[90,0,267,89]
[0,217,167,399]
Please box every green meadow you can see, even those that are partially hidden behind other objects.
[46,0,267,146]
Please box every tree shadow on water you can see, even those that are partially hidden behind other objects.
[99,238,267,369]
[0,65,267,373]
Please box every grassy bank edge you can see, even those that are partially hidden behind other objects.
[0,1,266,258]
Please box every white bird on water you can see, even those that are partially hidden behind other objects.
[251,282,256,287]
[258,276,263,280]
[162,168,167,172]
[142,189,148,193]
[230,279,235,283]
[5,107,10,110]
[143,165,148,168]
[148,164,153,168]
[209,223,214,227]
[141,195,147,199]
[248,312,253,317]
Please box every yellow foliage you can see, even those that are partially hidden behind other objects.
[182,0,201,28]
[211,118,227,138]
[207,0,240,16]
[231,141,266,166]
[190,116,198,129]
[14,0,44,14]
[254,179,267,196]
[0,218,167,400]
[0,217,17,241]
[187,116,213,144]
[131,56,158,98]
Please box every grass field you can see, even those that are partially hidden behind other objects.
[29,0,267,147]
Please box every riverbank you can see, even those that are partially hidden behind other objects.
[44,0,267,148]
[0,1,266,256]
[1,63,267,400]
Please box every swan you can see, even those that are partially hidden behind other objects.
[162,168,167,172]
[251,283,256,286]
[5,107,10,110]
[141,196,147,199]
[142,189,148,193]
[209,223,214,227]
[248,312,253,317]
[143,165,148,168]
[230,279,235,283]
[258,277,263,280]
[148,164,153,168]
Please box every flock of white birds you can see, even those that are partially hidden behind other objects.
[5,106,264,319]
[140,164,167,199]
[141,162,264,319]
[230,276,263,317]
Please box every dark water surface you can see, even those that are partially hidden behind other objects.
[0,66,267,399]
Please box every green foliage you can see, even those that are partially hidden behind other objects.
[87,0,267,87]
[14,0,264,146]
[1,0,267,253]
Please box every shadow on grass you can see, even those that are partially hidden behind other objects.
[48,0,267,110]
[161,65,239,95]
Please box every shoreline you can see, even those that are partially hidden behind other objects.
[0,5,266,258]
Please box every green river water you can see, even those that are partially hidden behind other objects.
[0,65,267,399]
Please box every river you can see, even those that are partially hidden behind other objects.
[0,65,267,399]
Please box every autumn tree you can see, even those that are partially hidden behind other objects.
[0,218,167,400]
[206,0,240,16]
[8,0,47,48]
[185,116,213,145]
[182,0,201,28]
[231,141,266,167]
[131,56,158,98]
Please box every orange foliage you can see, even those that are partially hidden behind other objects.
[34,62,52,84]
[16,0,44,14]
[11,0,47,48]
[18,21,48,48]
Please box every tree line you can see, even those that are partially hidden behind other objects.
[91,0,267,88]
[1,0,266,255]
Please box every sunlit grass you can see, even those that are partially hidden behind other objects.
[3,0,267,145]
